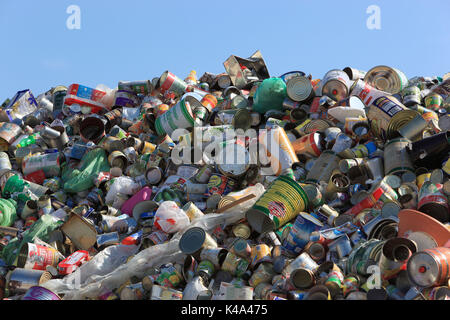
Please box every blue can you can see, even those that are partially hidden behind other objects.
[69,143,88,160]
[282,212,323,255]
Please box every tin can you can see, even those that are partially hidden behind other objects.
[17,243,60,271]
[214,108,252,131]
[343,67,366,80]
[286,76,315,102]
[407,247,450,288]
[364,66,408,94]
[199,248,228,269]
[320,69,350,102]
[221,252,249,277]
[417,181,449,222]
[200,94,218,111]
[368,95,413,140]
[282,252,319,278]
[246,175,309,234]
[378,238,416,281]
[282,212,323,255]
[22,286,61,300]
[258,126,299,176]
[0,152,12,173]
[79,116,106,144]
[231,238,252,258]
[205,173,235,197]
[113,90,139,108]
[22,152,62,178]
[118,80,152,95]
[424,93,443,111]
[342,274,360,297]
[250,244,272,268]
[291,132,322,157]
[182,202,204,222]
[159,71,188,97]
[154,96,201,137]
[291,267,316,289]
[350,79,388,107]
[249,262,275,288]
[179,227,218,258]
[108,150,128,170]
[6,268,52,295]
[383,138,414,176]
[305,150,339,184]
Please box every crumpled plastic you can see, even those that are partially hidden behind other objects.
[63,147,110,193]
[41,192,261,300]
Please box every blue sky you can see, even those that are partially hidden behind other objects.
[1,0,449,101]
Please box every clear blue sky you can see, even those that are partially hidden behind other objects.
[1,0,449,101]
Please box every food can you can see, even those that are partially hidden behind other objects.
[250,244,272,268]
[179,227,218,258]
[6,268,52,295]
[204,173,236,197]
[364,65,408,94]
[407,247,450,288]
[155,96,202,137]
[282,212,323,255]
[286,76,315,102]
[305,150,339,184]
[417,181,449,222]
[320,69,351,102]
[108,150,128,170]
[221,252,249,277]
[246,175,309,233]
[383,138,414,175]
[17,243,60,271]
[118,80,153,95]
[290,132,322,157]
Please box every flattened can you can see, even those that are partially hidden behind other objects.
[246,175,309,233]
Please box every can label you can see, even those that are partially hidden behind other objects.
[249,175,308,231]
[205,174,235,197]
[156,264,182,289]
[22,153,60,177]
[155,98,195,136]
[23,243,59,270]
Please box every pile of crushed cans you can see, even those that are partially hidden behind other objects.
[0,50,449,300]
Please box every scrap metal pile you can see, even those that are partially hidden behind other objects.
[0,51,449,300]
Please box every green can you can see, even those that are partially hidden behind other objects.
[246,175,309,234]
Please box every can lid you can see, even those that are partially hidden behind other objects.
[179,227,206,255]
[401,171,416,183]
[383,175,402,189]
[381,202,401,218]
